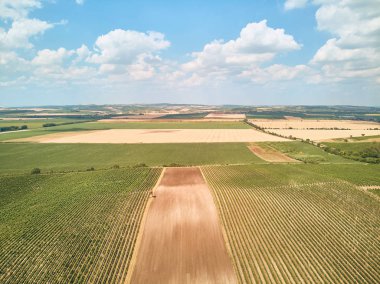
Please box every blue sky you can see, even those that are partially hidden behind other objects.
[0,0,379,106]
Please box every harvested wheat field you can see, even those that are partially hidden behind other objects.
[250,119,380,130]
[15,129,288,143]
[248,144,300,163]
[268,129,380,141]
[129,167,237,284]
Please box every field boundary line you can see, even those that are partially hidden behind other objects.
[124,167,165,284]
[199,166,239,282]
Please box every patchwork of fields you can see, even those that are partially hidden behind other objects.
[1,117,379,283]
[13,129,289,144]
[250,119,379,130]
[249,119,380,141]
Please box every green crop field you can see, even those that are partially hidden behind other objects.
[323,142,380,163]
[0,168,161,283]
[202,164,380,283]
[0,143,263,174]
[0,129,50,142]
[262,141,354,163]
[333,135,380,142]
[0,118,87,130]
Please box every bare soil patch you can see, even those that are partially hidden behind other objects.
[248,144,300,163]
[15,129,288,143]
[129,167,237,284]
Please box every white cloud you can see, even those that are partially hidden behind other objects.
[0,0,42,20]
[0,18,53,49]
[240,64,311,84]
[284,0,308,10]
[89,29,170,65]
[75,0,85,5]
[32,48,75,65]
[182,20,301,83]
[311,0,380,83]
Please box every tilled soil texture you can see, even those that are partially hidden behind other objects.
[130,167,237,284]
[248,144,301,163]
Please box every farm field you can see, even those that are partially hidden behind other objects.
[0,120,250,142]
[250,119,380,130]
[45,120,252,130]
[0,168,161,283]
[261,141,353,163]
[322,142,380,164]
[202,164,380,284]
[0,118,86,130]
[265,129,380,141]
[0,143,264,174]
[130,167,237,283]
[11,129,289,144]
[205,113,246,119]
[0,120,249,142]
[248,143,300,163]
[330,134,380,143]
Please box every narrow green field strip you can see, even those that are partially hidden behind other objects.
[0,143,262,175]
[0,129,56,142]
[0,118,85,130]
[202,165,380,284]
[0,168,161,283]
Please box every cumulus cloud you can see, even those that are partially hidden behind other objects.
[240,64,311,84]
[284,0,308,10]
[0,18,53,49]
[32,48,75,65]
[0,0,42,20]
[311,0,380,83]
[0,0,55,51]
[182,20,302,85]
[89,29,170,64]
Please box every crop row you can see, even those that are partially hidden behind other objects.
[202,165,380,284]
[0,168,161,283]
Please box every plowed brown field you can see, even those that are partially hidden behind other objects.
[129,167,237,284]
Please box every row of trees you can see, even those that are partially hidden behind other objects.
[0,125,28,132]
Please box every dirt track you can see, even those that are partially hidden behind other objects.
[129,167,237,284]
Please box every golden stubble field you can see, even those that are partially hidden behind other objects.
[249,119,380,141]
[13,129,289,143]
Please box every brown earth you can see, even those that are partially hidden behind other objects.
[129,167,237,284]
[248,144,300,163]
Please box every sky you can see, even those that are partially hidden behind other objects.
[0,0,379,107]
